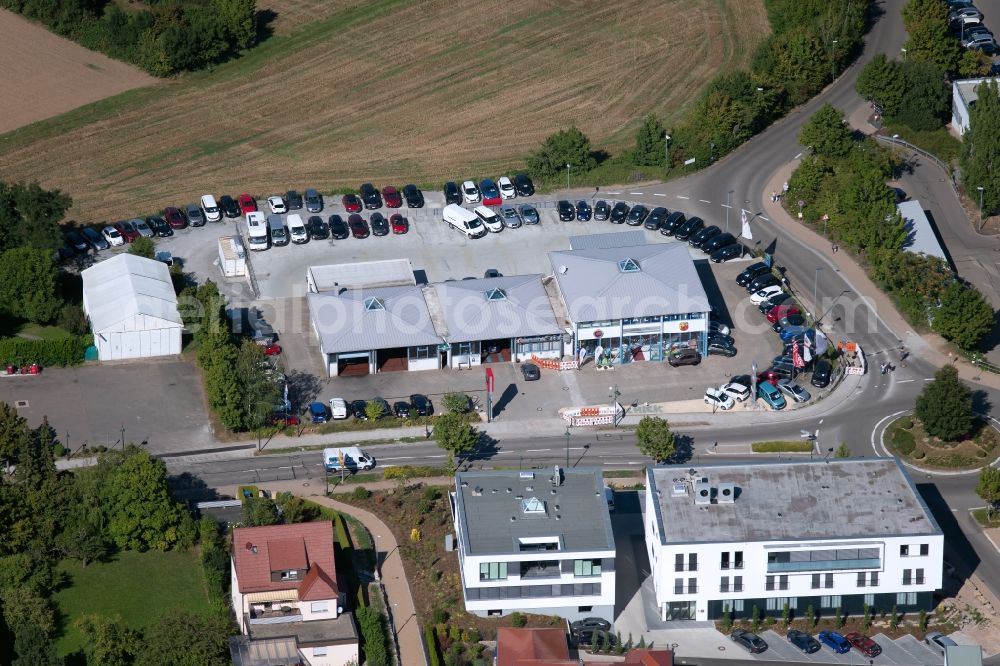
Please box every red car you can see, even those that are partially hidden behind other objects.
[263,343,282,356]
[342,194,363,213]
[114,220,140,243]
[756,370,779,386]
[382,186,403,208]
[844,633,881,657]
[390,213,408,234]
[348,214,370,239]
[766,304,801,324]
[238,194,257,214]
[270,412,300,427]
[164,207,188,229]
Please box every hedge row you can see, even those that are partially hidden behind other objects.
[425,625,442,666]
[357,606,391,666]
[0,335,90,367]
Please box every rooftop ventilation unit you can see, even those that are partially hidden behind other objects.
[519,471,534,479]
[551,465,563,486]
[717,482,736,504]
[671,482,688,497]
[693,479,712,505]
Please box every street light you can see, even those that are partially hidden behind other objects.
[564,426,571,468]
[978,186,986,230]
[817,289,852,326]
[901,47,907,61]
[726,190,734,233]
[813,267,822,314]
[664,133,671,170]
[609,385,621,428]
[831,39,838,81]
[566,163,571,190]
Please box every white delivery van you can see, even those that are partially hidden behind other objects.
[323,447,376,472]
[201,194,221,222]
[288,214,308,243]
[443,203,487,239]
[474,205,504,233]
[245,211,269,250]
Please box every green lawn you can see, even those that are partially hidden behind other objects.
[17,323,73,341]
[751,440,814,453]
[52,550,209,656]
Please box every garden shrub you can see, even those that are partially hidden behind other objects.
[898,416,913,429]
[351,486,372,500]
[892,428,916,455]
[0,335,90,367]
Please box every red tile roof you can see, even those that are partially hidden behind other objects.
[496,628,570,666]
[298,563,339,601]
[232,522,336,596]
[624,649,674,666]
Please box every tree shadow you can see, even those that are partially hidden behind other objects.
[591,149,612,166]
[167,471,216,502]
[972,389,993,416]
[667,434,695,464]
[285,370,322,410]
[463,432,501,466]
[255,9,277,44]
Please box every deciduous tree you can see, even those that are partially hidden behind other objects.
[136,610,233,666]
[633,114,666,167]
[635,416,676,463]
[895,61,949,131]
[241,495,279,526]
[976,466,1000,518]
[856,54,906,118]
[961,80,1000,215]
[433,412,479,471]
[527,126,597,180]
[77,615,140,666]
[128,236,156,259]
[915,365,973,441]
[799,104,854,157]
[932,281,995,350]
[902,0,961,73]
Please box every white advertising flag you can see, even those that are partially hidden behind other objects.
[741,209,753,240]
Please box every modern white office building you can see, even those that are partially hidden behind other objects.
[451,468,616,622]
[644,459,943,622]
[952,77,999,136]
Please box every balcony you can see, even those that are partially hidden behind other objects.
[247,606,303,625]
[767,558,880,573]
[719,584,744,593]
[720,563,745,570]
[902,576,926,585]
[673,564,699,572]
[672,585,699,595]
[520,562,561,580]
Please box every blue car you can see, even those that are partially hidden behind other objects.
[308,402,329,424]
[576,200,592,221]
[757,381,787,410]
[779,326,813,342]
[818,630,851,654]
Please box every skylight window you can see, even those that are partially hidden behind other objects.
[364,297,385,311]
[521,497,545,515]
[618,258,640,273]
[485,287,507,301]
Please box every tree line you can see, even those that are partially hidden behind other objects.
[0,0,257,76]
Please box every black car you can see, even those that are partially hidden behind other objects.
[689,225,722,248]
[513,173,535,197]
[644,206,669,231]
[350,400,367,420]
[521,362,540,381]
[484,268,501,278]
[786,630,820,654]
[443,181,462,205]
[748,273,780,293]
[393,401,411,418]
[668,348,701,367]
[736,262,771,287]
[286,190,304,210]
[709,333,734,347]
[711,243,743,262]
[609,202,630,223]
[625,204,649,226]
[218,195,240,218]
[360,183,382,209]
[773,314,806,332]
[65,230,89,253]
[409,393,434,416]
[402,184,424,208]
[674,216,705,241]
[308,216,328,240]
[370,212,389,236]
[660,211,686,236]
[576,200,592,221]
[328,214,349,239]
[708,342,737,357]
[571,617,611,635]
[146,216,172,237]
[593,200,610,221]
[811,359,832,388]
[759,292,793,313]
[731,629,768,654]
[703,232,736,254]
[557,200,576,221]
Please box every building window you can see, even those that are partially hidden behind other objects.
[688,553,698,572]
[456,341,476,356]
[900,544,909,557]
[721,552,730,570]
[574,559,602,577]
[734,576,742,592]
[410,346,432,359]
[735,551,744,569]
[280,570,298,580]
[903,569,912,585]
[811,574,821,589]
[689,577,697,594]
[897,592,917,605]
[310,601,329,613]
[915,568,925,584]
[480,562,507,581]
[920,544,929,556]
[675,554,684,572]
[779,575,788,591]
[870,572,879,586]
[766,597,777,611]
[864,594,875,606]
[733,599,745,612]
[674,578,684,594]
[765,575,775,591]
[578,606,593,613]
[721,576,730,593]
[824,573,834,588]
[312,647,328,657]
[857,572,866,587]
[821,595,842,608]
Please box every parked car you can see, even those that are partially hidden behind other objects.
[708,341,737,357]
[305,188,323,213]
[777,379,811,403]
[497,176,516,199]
[330,398,348,420]
[750,285,785,305]
[342,194,363,213]
[350,400,368,420]
[308,402,329,424]
[644,207,669,231]
[779,325,812,343]
[146,216,172,237]
[370,212,390,236]
[164,206,188,229]
[766,304,800,323]
[185,203,206,227]
[513,173,535,196]
[287,215,308,243]
[708,333,734,348]
[668,348,701,367]
[731,629,768,654]
[674,216,705,240]
[689,225,721,248]
[660,211,687,236]
[759,292,793,313]
[115,220,140,243]
[359,183,381,209]
[390,214,409,234]
[402,184,424,208]
[519,204,540,225]
[773,314,806,332]
[711,243,743,262]
[704,387,734,410]
[557,200,576,221]
[500,205,522,228]
[570,617,611,636]
[393,401,411,418]
[748,273,780,293]
[736,262,771,286]
[380,186,401,209]
[308,216,328,239]
[349,214,370,238]
[410,394,434,416]
[925,632,958,654]
[721,382,751,402]
[786,630,821,654]
[703,233,736,254]
[219,194,240,218]
[625,204,649,226]
[757,381,786,409]
[66,230,89,252]
[286,190,304,210]
[462,180,481,204]
[329,215,349,239]
[443,181,463,205]
[521,362,540,381]
[818,630,851,654]
[963,34,996,51]
[576,200,592,221]
[84,227,110,250]
[594,200,610,221]
[811,359,832,388]
[271,412,300,427]
[238,194,257,215]
[267,196,286,214]
[610,202,630,223]
[709,321,730,336]
[844,633,882,657]
[102,225,124,247]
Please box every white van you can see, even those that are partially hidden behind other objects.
[443,204,487,239]
[245,212,269,250]
[323,446,376,471]
[474,205,504,233]
[287,214,308,243]
[201,194,221,222]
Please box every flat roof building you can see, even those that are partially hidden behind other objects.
[645,458,943,621]
[952,77,999,136]
[898,200,949,264]
[306,259,415,293]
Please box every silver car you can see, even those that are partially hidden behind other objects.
[304,188,323,213]
[500,205,522,228]
[185,203,205,227]
[777,379,811,403]
[519,204,540,225]
[131,217,155,238]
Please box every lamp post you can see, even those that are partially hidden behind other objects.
[564,426,571,468]
[831,39,838,81]
[817,289,851,326]
[726,190,734,233]
[813,267,822,315]
[664,133,671,171]
[609,385,621,428]
[901,47,907,61]
[566,163,571,191]
[978,186,986,230]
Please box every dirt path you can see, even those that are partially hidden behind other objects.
[0,9,155,134]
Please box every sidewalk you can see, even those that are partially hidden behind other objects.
[219,478,428,666]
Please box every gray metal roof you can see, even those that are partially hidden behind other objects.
[433,275,563,343]
[307,259,414,292]
[81,254,182,333]
[549,242,710,322]
[308,286,442,354]
[454,468,615,556]
[945,645,983,666]
[569,230,647,250]
[648,458,941,545]
[954,77,998,115]
[898,200,948,263]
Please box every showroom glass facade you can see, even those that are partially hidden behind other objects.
[576,312,708,364]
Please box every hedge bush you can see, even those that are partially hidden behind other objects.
[383,465,439,480]
[897,416,913,429]
[0,335,90,367]
[356,606,390,666]
[892,428,916,456]
[426,625,442,666]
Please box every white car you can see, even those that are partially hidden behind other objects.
[462,180,481,204]
[709,321,731,336]
[330,397,348,420]
[750,285,785,305]
[777,379,811,403]
[720,382,751,402]
[704,387,735,411]
[474,205,504,233]
[498,176,516,199]
[102,225,124,247]
[287,214,308,243]
[267,196,287,214]
[131,218,155,238]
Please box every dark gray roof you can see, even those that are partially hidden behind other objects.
[648,458,941,545]
[454,468,615,555]
[308,286,442,354]
[569,231,647,250]
[433,275,563,343]
[549,242,710,323]
[246,614,358,644]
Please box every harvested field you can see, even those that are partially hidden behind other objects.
[0,9,155,135]
[0,0,769,222]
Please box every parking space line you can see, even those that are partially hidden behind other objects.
[605,191,621,194]
[676,195,690,199]
[525,448,550,452]
[629,192,643,195]
[654,193,667,197]
[721,204,733,209]
[759,216,770,222]
[699,199,711,203]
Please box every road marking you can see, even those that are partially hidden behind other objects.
[699,199,711,204]
[606,191,621,194]
[525,448,550,452]
[924,378,934,381]
[676,195,690,200]
[720,204,733,209]
[377,456,416,461]
[896,379,915,383]
[654,193,667,197]
[759,216,770,222]
[794,151,803,159]
[629,192,642,195]
[871,410,906,458]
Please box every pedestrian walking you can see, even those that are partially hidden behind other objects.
[783,181,789,193]
[880,363,887,374]
[771,191,776,202]
[832,244,839,254]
